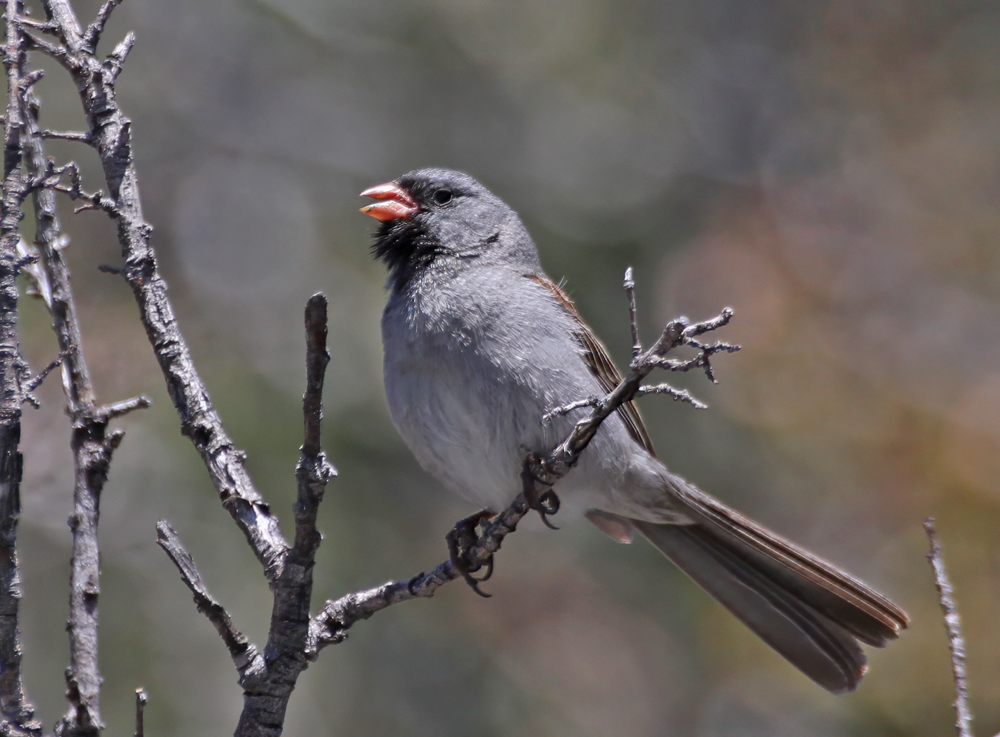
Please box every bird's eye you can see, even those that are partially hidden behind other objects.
[432,189,453,205]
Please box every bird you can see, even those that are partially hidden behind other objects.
[360,167,908,694]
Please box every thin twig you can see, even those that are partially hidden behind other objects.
[82,0,123,52]
[292,294,336,562]
[636,382,708,409]
[308,496,530,653]
[924,517,974,737]
[624,266,641,361]
[20,345,74,400]
[40,129,91,142]
[542,395,600,422]
[133,688,147,737]
[539,304,735,484]
[10,15,59,33]
[95,395,152,422]
[156,521,264,682]
[22,32,67,61]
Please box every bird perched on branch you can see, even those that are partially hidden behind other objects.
[361,168,907,694]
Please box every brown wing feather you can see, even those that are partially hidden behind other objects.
[527,275,655,454]
[526,277,909,660]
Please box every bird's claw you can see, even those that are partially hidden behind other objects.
[533,490,560,529]
[446,509,495,598]
[521,454,561,530]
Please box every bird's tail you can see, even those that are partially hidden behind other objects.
[631,487,908,694]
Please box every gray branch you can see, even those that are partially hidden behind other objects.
[0,5,42,734]
[155,522,264,683]
[924,517,974,737]
[538,298,735,485]
[18,21,158,732]
[133,689,146,737]
[236,295,337,736]
[29,5,336,734]
[39,0,288,581]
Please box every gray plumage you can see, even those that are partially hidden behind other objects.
[365,167,908,694]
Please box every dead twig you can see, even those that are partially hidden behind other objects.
[133,688,147,737]
[234,295,337,735]
[924,517,974,737]
[38,0,288,584]
[0,4,43,733]
[17,13,156,731]
[156,522,264,683]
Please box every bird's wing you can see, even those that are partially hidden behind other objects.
[527,274,655,455]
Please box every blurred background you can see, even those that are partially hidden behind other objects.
[12,0,1000,734]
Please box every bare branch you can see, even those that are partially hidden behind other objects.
[538,305,736,484]
[301,294,330,460]
[81,0,123,52]
[19,35,159,732]
[133,688,147,737]
[39,0,85,53]
[49,161,118,215]
[41,0,289,579]
[542,395,600,422]
[22,32,68,62]
[20,345,73,400]
[924,517,974,737]
[293,295,336,560]
[18,69,43,93]
[106,31,133,72]
[233,296,338,735]
[0,4,43,733]
[40,129,91,142]
[624,266,641,361]
[636,382,708,409]
[10,15,59,34]
[309,497,530,654]
[0,465,43,737]
[35,5,309,734]
[156,521,265,682]
[94,395,151,422]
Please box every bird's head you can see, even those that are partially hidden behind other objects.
[361,168,540,289]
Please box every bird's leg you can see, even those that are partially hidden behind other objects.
[521,453,561,530]
[446,509,496,597]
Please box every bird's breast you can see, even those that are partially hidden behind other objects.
[379,267,647,513]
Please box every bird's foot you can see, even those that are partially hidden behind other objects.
[446,509,495,598]
[521,454,561,530]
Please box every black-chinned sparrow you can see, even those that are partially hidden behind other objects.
[362,168,907,694]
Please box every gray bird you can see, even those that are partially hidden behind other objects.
[361,168,908,694]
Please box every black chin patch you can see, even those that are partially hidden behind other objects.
[371,218,443,290]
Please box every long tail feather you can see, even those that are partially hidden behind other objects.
[636,522,866,693]
[630,487,907,694]
[672,484,908,645]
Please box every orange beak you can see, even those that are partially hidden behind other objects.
[359,182,418,221]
